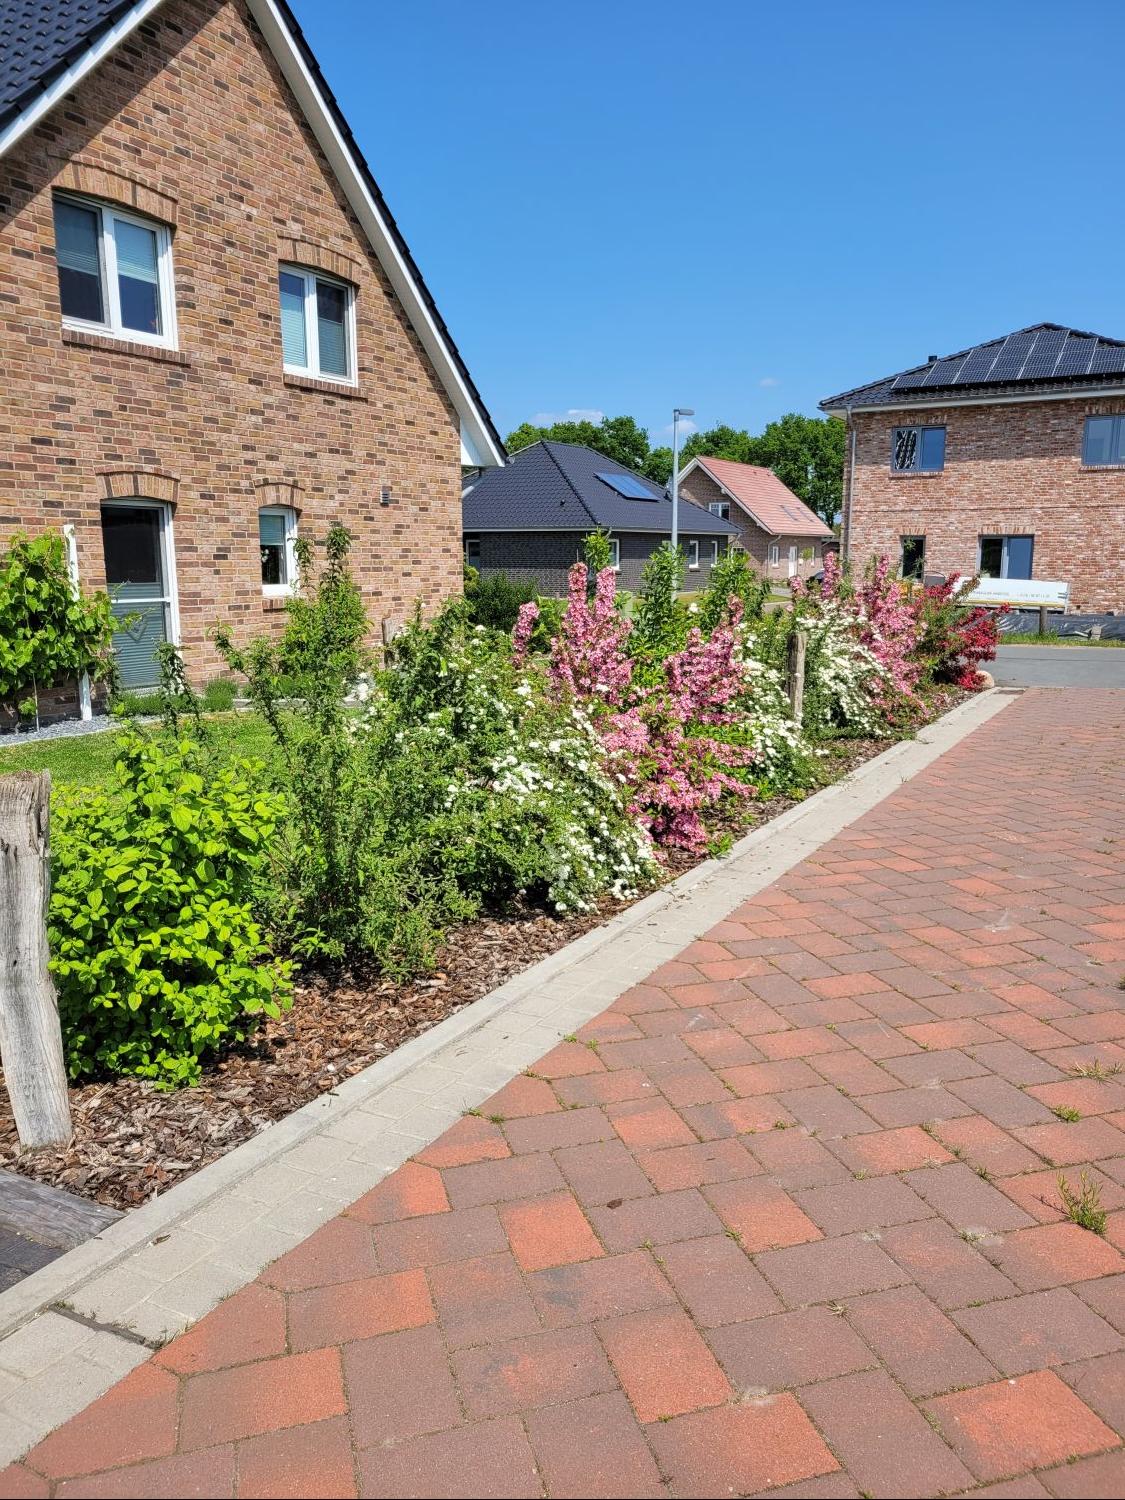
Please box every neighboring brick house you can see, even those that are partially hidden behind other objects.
[820,323,1125,612]
[677,456,833,584]
[0,0,504,690]
[462,440,738,596]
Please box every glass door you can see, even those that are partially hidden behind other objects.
[100,503,174,688]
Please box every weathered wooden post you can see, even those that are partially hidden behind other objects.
[1038,604,1049,637]
[0,772,72,1148]
[786,627,807,723]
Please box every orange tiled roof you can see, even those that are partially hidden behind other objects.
[694,456,832,538]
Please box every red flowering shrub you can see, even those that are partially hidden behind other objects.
[913,573,1001,689]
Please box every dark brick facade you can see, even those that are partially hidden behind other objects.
[845,397,1125,611]
[0,0,470,686]
[465,530,728,597]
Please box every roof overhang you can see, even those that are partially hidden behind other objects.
[822,382,1125,418]
[0,0,505,468]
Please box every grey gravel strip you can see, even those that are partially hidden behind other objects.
[0,688,1013,1464]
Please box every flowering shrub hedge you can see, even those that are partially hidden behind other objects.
[913,573,1001,688]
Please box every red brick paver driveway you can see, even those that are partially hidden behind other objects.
[6,688,1125,1499]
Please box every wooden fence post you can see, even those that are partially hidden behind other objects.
[786,627,807,723]
[0,772,72,1149]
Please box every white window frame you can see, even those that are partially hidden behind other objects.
[708,501,730,520]
[55,192,177,349]
[279,263,357,385]
[464,535,481,568]
[259,506,299,596]
[100,495,181,646]
[768,542,780,567]
[710,539,720,565]
[686,539,700,571]
[609,537,621,571]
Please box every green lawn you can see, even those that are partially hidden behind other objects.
[999,632,1125,647]
[0,712,275,788]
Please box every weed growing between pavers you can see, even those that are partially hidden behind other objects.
[1057,1172,1108,1236]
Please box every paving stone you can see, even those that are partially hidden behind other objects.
[705,1177,822,1252]
[709,1305,876,1391]
[527,1249,676,1328]
[776,1085,880,1138]
[946,1074,1056,1128]
[24,1363,179,1480]
[179,1348,346,1450]
[636,1137,758,1191]
[903,1162,1036,1233]
[587,1186,723,1252]
[955,1288,1123,1375]
[655,1233,781,1326]
[554,1139,654,1206]
[717,1060,823,1097]
[428,1251,540,1349]
[860,1084,976,1128]
[798,1369,974,1498]
[499,1191,604,1271]
[875,1218,1019,1309]
[374,1204,506,1270]
[440,1152,565,1209]
[1014,1116,1125,1167]
[1042,1449,1125,1499]
[524,1391,665,1499]
[345,1161,450,1223]
[745,1130,853,1188]
[844,1284,998,1396]
[343,1326,461,1446]
[153,1283,286,1375]
[755,1232,910,1306]
[553,1067,657,1107]
[1077,1273,1125,1332]
[808,1049,904,1095]
[831,1124,952,1176]
[236,1416,356,1500]
[680,1095,797,1139]
[926,1369,1120,1482]
[793,1176,932,1235]
[453,1326,617,1418]
[983,1221,1124,1291]
[646,1395,839,1498]
[260,1217,378,1291]
[933,1115,1044,1174]
[605,1097,698,1150]
[997,1164,1125,1223]
[501,1106,614,1154]
[52,1448,235,1499]
[356,1416,541,1499]
[598,1306,729,1421]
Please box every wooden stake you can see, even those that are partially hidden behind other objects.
[0,772,72,1149]
[787,627,807,723]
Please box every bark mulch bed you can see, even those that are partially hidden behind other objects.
[0,690,967,1214]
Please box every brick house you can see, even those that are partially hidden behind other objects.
[820,324,1125,612]
[677,456,833,585]
[462,440,738,596]
[0,0,504,690]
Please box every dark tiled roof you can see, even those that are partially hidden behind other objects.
[820,323,1125,411]
[0,0,136,130]
[462,441,739,536]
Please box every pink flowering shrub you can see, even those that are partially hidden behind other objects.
[912,573,1001,688]
[513,563,757,851]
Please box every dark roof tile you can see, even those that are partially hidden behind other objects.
[463,441,739,536]
[0,0,136,130]
[820,323,1125,411]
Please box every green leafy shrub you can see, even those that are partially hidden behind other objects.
[463,567,541,632]
[699,549,770,634]
[202,676,238,711]
[0,532,116,717]
[49,730,291,1086]
[631,542,689,673]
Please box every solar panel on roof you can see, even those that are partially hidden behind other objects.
[595,471,654,500]
[922,355,968,387]
[1088,342,1125,376]
[955,343,1004,384]
[1053,337,1097,379]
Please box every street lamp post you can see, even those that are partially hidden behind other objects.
[670,407,695,555]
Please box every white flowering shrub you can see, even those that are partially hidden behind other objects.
[797,600,890,736]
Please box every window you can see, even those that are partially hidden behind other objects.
[901,535,926,580]
[708,501,730,520]
[259,507,297,594]
[279,264,355,382]
[686,539,700,570]
[609,537,621,571]
[768,542,780,567]
[464,535,481,568]
[979,534,1034,580]
[710,539,720,565]
[1082,415,1125,466]
[892,425,946,473]
[53,194,175,346]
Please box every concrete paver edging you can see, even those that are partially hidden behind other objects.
[0,688,1013,1466]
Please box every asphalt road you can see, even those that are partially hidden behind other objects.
[992,645,1125,688]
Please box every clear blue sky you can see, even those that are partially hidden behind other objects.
[293,0,1125,446]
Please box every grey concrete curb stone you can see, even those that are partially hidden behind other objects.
[0,687,1013,1464]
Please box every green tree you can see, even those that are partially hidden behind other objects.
[506,414,651,473]
[744,413,845,526]
[681,423,759,467]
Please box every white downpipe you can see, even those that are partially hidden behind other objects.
[62,525,93,720]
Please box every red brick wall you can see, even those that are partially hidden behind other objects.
[845,399,1125,611]
[678,468,825,582]
[0,0,465,683]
